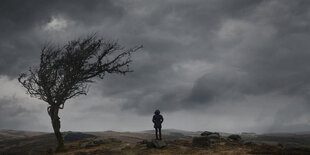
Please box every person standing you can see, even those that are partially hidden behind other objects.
[152,109,164,140]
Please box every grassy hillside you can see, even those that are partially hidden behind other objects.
[0,129,46,142]
[1,130,310,154]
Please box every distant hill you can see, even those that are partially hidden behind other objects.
[141,129,198,134]
[0,129,47,142]
[296,131,310,135]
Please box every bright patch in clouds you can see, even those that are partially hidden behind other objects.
[44,16,68,31]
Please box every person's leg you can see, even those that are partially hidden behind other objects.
[155,128,158,140]
[159,127,162,140]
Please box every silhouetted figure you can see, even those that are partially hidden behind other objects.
[152,109,164,140]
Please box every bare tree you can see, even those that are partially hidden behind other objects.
[18,35,142,151]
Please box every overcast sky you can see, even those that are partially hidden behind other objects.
[1,0,310,133]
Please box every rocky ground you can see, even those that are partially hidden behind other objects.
[56,136,310,155]
[1,130,310,154]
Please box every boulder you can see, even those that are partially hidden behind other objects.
[201,131,213,136]
[79,141,98,148]
[152,139,167,148]
[228,134,242,142]
[201,131,220,137]
[145,140,167,148]
[207,133,220,143]
[193,131,222,147]
[192,136,210,147]
[199,131,221,144]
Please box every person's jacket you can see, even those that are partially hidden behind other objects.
[152,114,164,128]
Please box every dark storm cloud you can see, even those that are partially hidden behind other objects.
[0,0,123,76]
[185,0,310,106]
[99,0,310,116]
[1,0,310,132]
[90,0,267,112]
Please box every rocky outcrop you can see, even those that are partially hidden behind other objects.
[142,139,167,149]
[200,131,213,136]
[228,134,242,142]
[206,133,221,143]
[152,139,167,148]
[193,131,221,147]
[93,138,110,145]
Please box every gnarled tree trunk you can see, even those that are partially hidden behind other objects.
[48,105,64,150]
[18,35,142,152]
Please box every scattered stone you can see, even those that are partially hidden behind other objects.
[139,146,148,150]
[79,141,99,148]
[228,134,242,142]
[121,145,131,150]
[79,142,88,148]
[192,136,210,147]
[93,137,110,145]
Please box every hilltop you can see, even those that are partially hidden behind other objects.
[1,129,310,154]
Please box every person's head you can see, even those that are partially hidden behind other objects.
[154,109,160,115]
